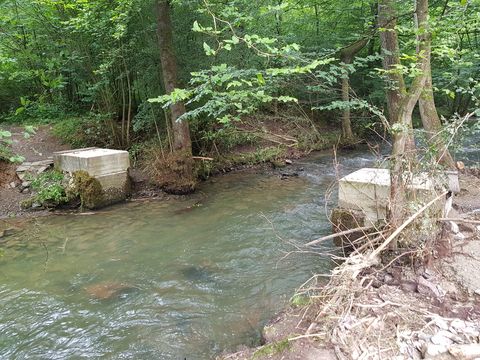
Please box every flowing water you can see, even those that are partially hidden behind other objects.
[0,150,379,359]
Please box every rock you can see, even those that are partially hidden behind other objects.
[423,343,449,358]
[31,202,42,209]
[21,188,30,194]
[450,222,460,234]
[431,332,454,346]
[21,181,31,188]
[0,228,16,238]
[431,330,464,345]
[9,181,16,188]
[285,159,293,165]
[417,276,446,298]
[85,281,136,300]
[456,161,465,171]
[401,280,418,293]
[448,344,480,359]
[384,273,394,284]
[450,319,467,332]
[432,317,450,331]
[454,232,466,241]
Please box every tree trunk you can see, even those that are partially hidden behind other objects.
[155,0,195,194]
[379,0,430,233]
[156,0,192,153]
[418,41,456,169]
[378,0,405,126]
[339,38,368,142]
[340,73,354,140]
[378,0,415,153]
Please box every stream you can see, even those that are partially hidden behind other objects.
[0,148,425,359]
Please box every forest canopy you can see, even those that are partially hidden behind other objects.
[0,0,479,166]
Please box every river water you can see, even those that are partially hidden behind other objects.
[0,149,387,359]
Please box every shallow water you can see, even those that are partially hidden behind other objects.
[0,150,377,359]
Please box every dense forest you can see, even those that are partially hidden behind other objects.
[0,0,479,199]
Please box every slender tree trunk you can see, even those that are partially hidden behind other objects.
[378,0,405,125]
[379,0,430,232]
[339,38,368,142]
[378,0,415,153]
[156,0,192,153]
[340,73,354,139]
[418,40,456,168]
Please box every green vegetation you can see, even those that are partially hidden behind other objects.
[69,170,105,210]
[24,170,69,208]
[0,0,478,198]
[252,339,291,358]
[290,294,312,307]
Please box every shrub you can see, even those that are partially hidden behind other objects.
[0,128,25,163]
[28,170,69,207]
[52,114,114,148]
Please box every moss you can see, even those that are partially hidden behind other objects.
[290,294,311,307]
[252,339,291,358]
[69,170,104,209]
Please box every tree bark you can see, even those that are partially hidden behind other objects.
[378,0,405,126]
[156,0,192,153]
[339,38,368,141]
[379,0,430,232]
[418,40,456,168]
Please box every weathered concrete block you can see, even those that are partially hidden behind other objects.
[338,168,443,225]
[54,148,129,177]
[53,148,131,209]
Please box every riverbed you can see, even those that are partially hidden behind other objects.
[0,149,385,359]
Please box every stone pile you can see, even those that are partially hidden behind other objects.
[397,317,480,359]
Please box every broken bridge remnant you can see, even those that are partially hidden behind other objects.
[332,168,455,247]
[53,148,131,209]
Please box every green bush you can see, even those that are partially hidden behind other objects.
[2,101,69,124]
[29,170,69,206]
[52,114,114,148]
[0,128,25,163]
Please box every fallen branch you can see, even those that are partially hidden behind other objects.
[368,191,448,259]
[192,156,214,161]
[438,218,480,225]
[305,226,373,247]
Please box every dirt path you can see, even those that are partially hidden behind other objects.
[0,125,69,218]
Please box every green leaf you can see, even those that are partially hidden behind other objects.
[256,73,266,85]
[203,42,215,56]
[192,20,201,32]
[9,155,25,164]
[0,130,12,138]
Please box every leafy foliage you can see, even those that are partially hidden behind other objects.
[29,170,69,206]
[0,0,478,160]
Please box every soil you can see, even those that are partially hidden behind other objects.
[0,125,70,219]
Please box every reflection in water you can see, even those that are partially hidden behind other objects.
[0,149,377,359]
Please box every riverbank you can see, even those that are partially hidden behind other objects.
[219,172,480,360]
[0,121,341,219]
